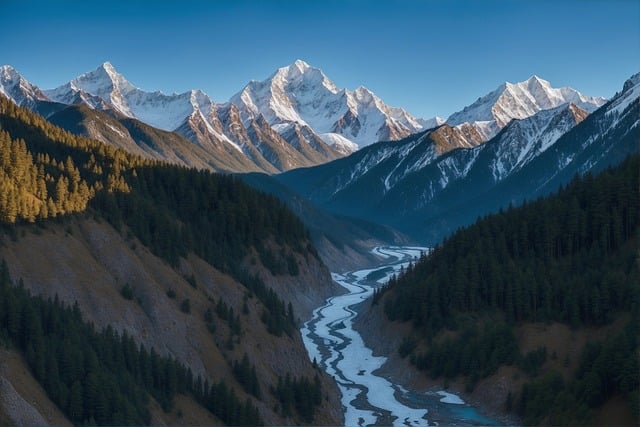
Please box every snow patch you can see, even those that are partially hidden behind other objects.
[437,390,465,405]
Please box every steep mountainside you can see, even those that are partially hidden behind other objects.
[230,59,438,151]
[410,72,639,242]
[0,97,343,425]
[1,63,609,175]
[45,103,266,173]
[0,66,50,108]
[366,154,639,426]
[446,75,606,142]
[276,72,639,244]
[239,172,412,272]
[1,63,342,173]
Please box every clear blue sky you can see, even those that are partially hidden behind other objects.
[2,0,638,119]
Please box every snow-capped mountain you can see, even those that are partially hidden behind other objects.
[28,62,342,173]
[276,71,639,244]
[277,102,588,215]
[0,65,50,107]
[606,72,640,118]
[45,62,236,142]
[446,75,607,142]
[230,59,433,150]
[21,60,444,170]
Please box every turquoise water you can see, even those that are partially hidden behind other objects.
[400,388,500,426]
[449,405,501,425]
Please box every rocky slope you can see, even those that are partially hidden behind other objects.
[231,59,435,151]
[446,75,606,143]
[1,63,344,174]
[0,217,343,426]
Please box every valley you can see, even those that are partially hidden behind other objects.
[0,48,637,427]
[301,246,500,426]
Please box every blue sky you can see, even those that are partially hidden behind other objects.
[2,0,638,119]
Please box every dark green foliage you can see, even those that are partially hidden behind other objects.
[120,283,134,300]
[398,335,417,358]
[232,353,261,398]
[185,274,197,289]
[215,297,231,321]
[411,322,518,381]
[241,272,294,337]
[166,289,176,299]
[203,308,216,334]
[383,154,640,331]
[194,379,263,426]
[214,298,242,336]
[0,96,143,224]
[516,322,638,426]
[381,154,640,425]
[518,347,547,377]
[91,164,313,274]
[286,254,299,276]
[273,373,322,423]
[0,260,263,426]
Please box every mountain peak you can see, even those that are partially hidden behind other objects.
[90,61,129,86]
[0,65,50,106]
[525,74,547,84]
[275,59,328,85]
[291,59,311,71]
[622,71,640,93]
[230,61,425,149]
[99,61,119,77]
[524,74,551,89]
[447,75,606,137]
[55,61,138,107]
[0,65,19,79]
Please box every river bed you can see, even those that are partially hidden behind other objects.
[301,246,500,426]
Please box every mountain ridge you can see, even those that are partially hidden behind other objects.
[1,62,338,173]
[1,62,609,176]
[276,71,638,244]
[230,59,431,150]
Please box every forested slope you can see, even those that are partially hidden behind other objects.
[375,154,640,425]
[0,95,342,425]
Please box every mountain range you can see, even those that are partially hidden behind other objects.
[276,72,639,243]
[1,61,438,173]
[0,60,607,175]
[1,60,635,246]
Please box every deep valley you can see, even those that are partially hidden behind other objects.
[0,55,638,427]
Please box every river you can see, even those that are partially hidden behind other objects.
[301,246,499,426]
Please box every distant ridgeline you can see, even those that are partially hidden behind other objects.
[375,154,639,425]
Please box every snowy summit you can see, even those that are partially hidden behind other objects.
[230,59,434,150]
[446,75,607,141]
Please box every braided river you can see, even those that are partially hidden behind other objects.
[301,246,499,426]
